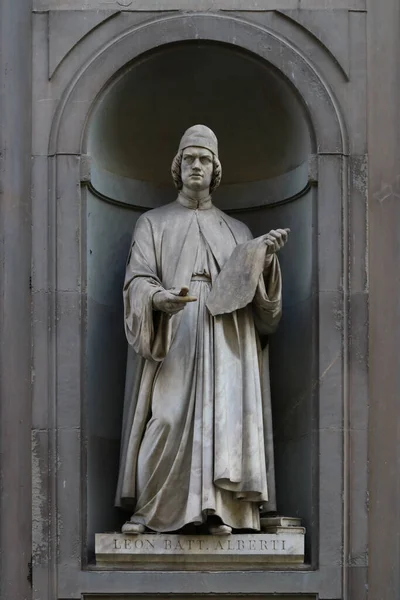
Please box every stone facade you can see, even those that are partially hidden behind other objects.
[0,1,399,599]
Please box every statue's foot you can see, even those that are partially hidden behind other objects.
[208,524,232,536]
[121,522,146,535]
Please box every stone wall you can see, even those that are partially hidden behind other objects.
[0,0,399,599]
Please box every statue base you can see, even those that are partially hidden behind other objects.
[95,530,305,570]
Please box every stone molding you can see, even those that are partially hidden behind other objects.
[30,9,364,600]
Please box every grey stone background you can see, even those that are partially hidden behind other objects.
[0,1,399,599]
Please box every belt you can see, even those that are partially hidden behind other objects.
[191,274,211,282]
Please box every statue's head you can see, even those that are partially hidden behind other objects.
[171,125,222,194]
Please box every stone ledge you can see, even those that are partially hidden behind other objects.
[95,531,305,570]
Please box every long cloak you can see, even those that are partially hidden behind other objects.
[115,195,282,531]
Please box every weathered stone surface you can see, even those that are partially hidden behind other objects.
[301,0,365,7]
[368,0,400,597]
[278,9,350,77]
[88,597,315,600]
[96,532,305,568]
[25,5,371,600]
[33,0,365,9]
[49,10,119,77]
[0,1,32,599]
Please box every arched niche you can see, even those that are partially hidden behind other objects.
[84,39,316,559]
[86,42,312,207]
[49,13,348,586]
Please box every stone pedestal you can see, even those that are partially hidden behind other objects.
[95,531,305,570]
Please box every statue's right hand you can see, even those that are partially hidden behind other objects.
[152,286,197,315]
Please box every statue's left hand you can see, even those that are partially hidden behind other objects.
[263,228,290,270]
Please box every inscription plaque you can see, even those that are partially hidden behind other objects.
[96,532,305,569]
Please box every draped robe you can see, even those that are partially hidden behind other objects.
[115,194,282,532]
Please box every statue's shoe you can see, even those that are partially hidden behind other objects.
[208,524,232,536]
[121,522,146,534]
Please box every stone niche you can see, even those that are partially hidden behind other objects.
[84,40,315,566]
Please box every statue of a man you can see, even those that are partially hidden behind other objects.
[115,125,289,535]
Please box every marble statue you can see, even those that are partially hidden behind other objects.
[115,125,289,536]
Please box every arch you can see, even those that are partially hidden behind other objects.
[85,39,313,212]
[49,12,348,157]
[46,11,350,589]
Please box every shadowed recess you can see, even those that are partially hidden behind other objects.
[84,40,316,565]
[87,41,311,187]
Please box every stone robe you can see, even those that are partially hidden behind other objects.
[115,194,282,532]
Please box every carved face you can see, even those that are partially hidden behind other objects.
[181,146,214,192]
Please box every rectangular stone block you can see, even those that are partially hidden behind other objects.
[86,597,316,600]
[96,532,305,569]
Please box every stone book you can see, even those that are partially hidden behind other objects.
[261,526,305,535]
[261,516,302,528]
